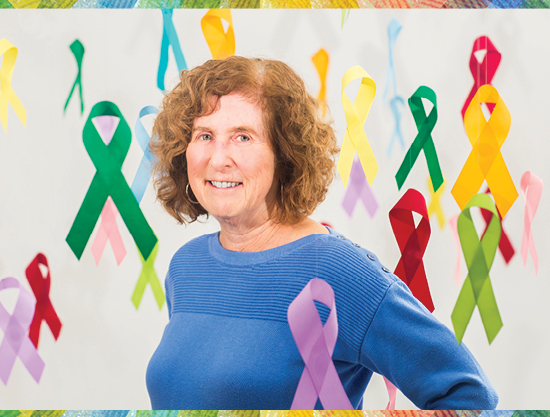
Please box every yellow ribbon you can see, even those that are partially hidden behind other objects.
[451,84,518,218]
[427,176,446,230]
[201,9,235,60]
[312,48,328,117]
[0,39,26,132]
[338,66,378,189]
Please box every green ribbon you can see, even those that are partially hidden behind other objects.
[66,101,157,261]
[64,39,84,115]
[132,241,165,310]
[451,193,503,344]
[395,86,444,193]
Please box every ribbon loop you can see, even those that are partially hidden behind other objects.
[520,171,543,275]
[312,48,329,117]
[0,38,26,131]
[389,189,434,312]
[66,101,158,261]
[157,9,188,92]
[0,277,45,384]
[25,253,62,349]
[288,278,353,410]
[382,18,402,103]
[201,9,235,60]
[451,193,503,344]
[338,65,377,189]
[451,84,518,218]
[132,242,164,310]
[64,39,85,115]
[395,86,443,193]
[461,36,501,120]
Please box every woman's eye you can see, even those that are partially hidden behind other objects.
[237,135,250,142]
[199,134,212,141]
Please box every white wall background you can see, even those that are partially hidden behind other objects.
[1,8,549,410]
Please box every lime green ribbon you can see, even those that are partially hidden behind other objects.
[451,193,503,344]
[64,39,84,115]
[395,86,443,193]
[132,241,165,310]
[66,101,157,260]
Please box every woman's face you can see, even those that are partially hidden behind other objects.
[186,92,278,227]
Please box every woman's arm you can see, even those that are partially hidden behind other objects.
[360,280,498,410]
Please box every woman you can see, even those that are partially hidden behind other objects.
[146,56,497,410]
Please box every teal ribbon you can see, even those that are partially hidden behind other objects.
[66,101,158,260]
[157,9,187,92]
[64,39,84,114]
[382,18,402,103]
[395,86,444,193]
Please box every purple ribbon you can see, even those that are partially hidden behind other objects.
[287,278,353,410]
[341,157,379,218]
[0,277,45,384]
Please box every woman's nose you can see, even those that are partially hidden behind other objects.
[209,140,234,170]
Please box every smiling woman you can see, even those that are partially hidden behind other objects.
[145,56,498,410]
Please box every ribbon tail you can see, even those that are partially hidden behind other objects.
[131,272,147,310]
[451,275,476,344]
[290,367,319,410]
[64,79,79,114]
[423,140,444,193]
[477,278,503,344]
[17,338,45,383]
[384,376,397,410]
[28,313,41,348]
[486,155,518,218]
[319,363,354,410]
[337,132,355,189]
[131,157,152,204]
[157,30,170,92]
[0,340,16,384]
[149,271,166,310]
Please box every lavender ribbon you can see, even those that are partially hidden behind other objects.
[341,157,379,218]
[287,278,353,410]
[0,277,45,384]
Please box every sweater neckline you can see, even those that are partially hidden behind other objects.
[208,227,336,266]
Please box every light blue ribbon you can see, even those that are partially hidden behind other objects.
[131,105,158,204]
[382,18,402,103]
[387,95,405,156]
[157,9,187,92]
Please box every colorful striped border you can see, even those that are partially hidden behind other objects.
[1,0,549,8]
[1,412,550,416]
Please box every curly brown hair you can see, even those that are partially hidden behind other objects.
[151,56,338,225]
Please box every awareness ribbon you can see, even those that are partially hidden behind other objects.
[341,156,379,219]
[131,105,158,204]
[0,277,45,384]
[338,66,377,189]
[427,176,446,230]
[90,115,127,265]
[201,9,235,60]
[461,36,501,120]
[25,253,62,349]
[66,101,158,261]
[451,84,518,218]
[132,241,164,310]
[481,187,514,264]
[157,9,188,92]
[0,39,26,131]
[520,171,543,275]
[341,9,350,28]
[91,197,127,265]
[312,48,329,117]
[382,18,402,103]
[287,278,353,410]
[384,377,397,410]
[395,86,443,193]
[387,95,405,157]
[64,39,84,115]
[389,188,434,312]
[451,193,503,344]
[449,214,462,286]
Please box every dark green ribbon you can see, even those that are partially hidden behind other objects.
[66,101,157,260]
[451,193,503,344]
[64,39,84,114]
[395,86,443,193]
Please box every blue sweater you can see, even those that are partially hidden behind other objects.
[146,229,498,410]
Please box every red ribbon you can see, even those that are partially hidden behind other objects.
[389,189,434,312]
[481,187,515,264]
[461,36,501,120]
[25,253,62,348]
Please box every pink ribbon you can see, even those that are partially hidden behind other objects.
[449,214,462,286]
[384,377,397,410]
[520,171,543,275]
[0,277,45,384]
[341,157,379,218]
[287,278,353,410]
[90,115,126,265]
[91,197,127,265]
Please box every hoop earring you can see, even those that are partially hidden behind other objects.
[186,183,200,205]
